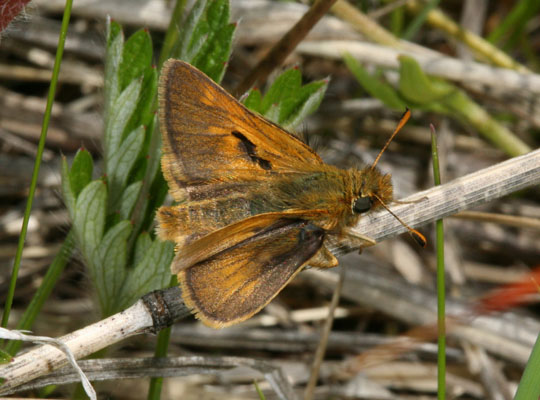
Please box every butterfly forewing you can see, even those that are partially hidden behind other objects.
[159,59,324,204]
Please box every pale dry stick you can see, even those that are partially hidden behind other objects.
[304,264,539,368]
[452,211,540,231]
[349,148,540,244]
[0,301,153,393]
[331,0,437,56]
[0,289,189,395]
[456,0,487,60]
[405,0,529,73]
[4,356,296,399]
[1,149,538,394]
[297,40,540,95]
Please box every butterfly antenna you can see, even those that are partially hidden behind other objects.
[373,193,426,247]
[370,108,411,171]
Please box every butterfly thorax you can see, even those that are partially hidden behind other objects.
[249,165,393,231]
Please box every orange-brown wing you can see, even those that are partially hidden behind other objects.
[170,209,329,274]
[179,219,325,328]
[158,59,324,203]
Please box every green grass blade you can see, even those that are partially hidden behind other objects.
[431,126,446,399]
[4,231,75,355]
[1,0,73,329]
[514,333,540,399]
[147,275,177,400]
[402,0,441,40]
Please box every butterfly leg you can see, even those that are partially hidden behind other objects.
[342,228,376,247]
[308,244,338,268]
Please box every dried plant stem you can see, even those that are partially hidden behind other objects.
[452,211,540,231]
[297,40,540,96]
[0,301,153,394]
[406,0,529,73]
[331,0,433,55]
[349,149,540,245]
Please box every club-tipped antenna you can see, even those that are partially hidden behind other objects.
[373,193,427,247]
[370,108,411,171]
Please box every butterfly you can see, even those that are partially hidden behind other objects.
[157,60,423,328]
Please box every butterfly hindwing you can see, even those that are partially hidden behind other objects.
[179,218,325,328]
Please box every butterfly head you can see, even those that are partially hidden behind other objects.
[351,166,393,215]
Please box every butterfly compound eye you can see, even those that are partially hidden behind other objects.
[353,196,372,214]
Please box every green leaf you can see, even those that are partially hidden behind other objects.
[243,88,262,112]
[104,21,124,119]
[119,29,153,92]
[398,55,455,105]
[251,68,328,128]
[107,19,122,47]
[172,0,235,83]
[105,77,142,156]
[123,67,157,144]
[134,231,153,268]
[175,0,207,62]
[69,148,93,198]
[61,156,75,217]
[281,79,328,130]
[118,239,174,310]
[108,126,145,208]
[0,348,13,364]
[265,103,281,124]
[260,68,302,115]
[73,180,107,261]
[192,22,235,82]
[92,220,132,314]
[344,53,406,110]
[118,180,142,219]
[132,68,158,135]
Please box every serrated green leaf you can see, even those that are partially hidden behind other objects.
[243,88,262,112]
[175,0,207,61]
[139,167,169,233]
[108,126,145,209]
[119,29,153,92]
[192,22,235,82]
[73,180,107,261]
[172,0,234,83]
[260,68,302,114]
[107,19,122,47]
[143,114,159,181]
[104,23,124,119]
[69,148,93,198]
[61,156,75,217]
[134,231,153,267]
[124,66,157,140]
[118,239,174,310]
[398,55,455,105]
[92,220,132,314]
[344,53,406,110]
[119,181,142,219]
[282,79,328,130]
[105,77,142,156]
[265,103,281,124]
[207,0,229,30]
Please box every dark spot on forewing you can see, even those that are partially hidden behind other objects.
[232,131,272,170]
